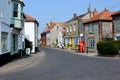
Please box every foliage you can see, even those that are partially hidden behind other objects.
[97,40,120,55]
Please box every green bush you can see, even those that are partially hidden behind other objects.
[97,41,119,55]
[25,38,33,51]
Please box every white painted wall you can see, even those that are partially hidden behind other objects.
[48,24,63,47]
[0,0,11,55]
[24,22,38,53]
[46,32,51,46]
[18,28,24,50]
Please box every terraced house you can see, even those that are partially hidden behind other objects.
[0,0,25,65]
[64,7,93,50]
[10,0,25,56]
[83,8,114,53]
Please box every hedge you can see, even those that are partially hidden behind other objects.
[97,40,120,55]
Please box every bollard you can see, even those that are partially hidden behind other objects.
[86,47,88,54]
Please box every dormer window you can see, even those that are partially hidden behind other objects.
[13,3,18,17]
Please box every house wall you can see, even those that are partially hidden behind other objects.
[84,22,99,52]
[113,15,120,40]
[18,28,24,50]
[65,20,78,37]
[65,20,78,48]
[25,22,35,53]
[46,32,51,46]
[84,21,113,53]
[0,0,11,55]
[35,23,38,49]
[41,33,47,46]
[49,24,63,47]
[102,22,113,40]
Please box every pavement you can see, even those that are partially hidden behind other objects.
[0,50,46,74]
[53,47,120,59]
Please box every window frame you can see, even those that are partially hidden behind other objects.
[70,25,72,32]
[73,24,76,31]
[13,3,18,17]
[66,26,68,32]
[88,38,94,48]
[89,24,93,34]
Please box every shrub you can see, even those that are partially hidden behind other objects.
[97,41,119,55]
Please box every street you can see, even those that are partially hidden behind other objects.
[0,47,120,80]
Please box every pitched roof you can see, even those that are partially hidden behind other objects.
[46,22,57,32]
[84,9,114,23]
[66,13,88,23]
[24,14,39,26]
[112,10,120,16]
[58,22,65,28]
[46,22,65,32]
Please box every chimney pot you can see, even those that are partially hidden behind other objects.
[73,13,77,18]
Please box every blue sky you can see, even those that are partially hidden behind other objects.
[23,0,120,33]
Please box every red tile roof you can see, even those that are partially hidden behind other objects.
[24,14,39,26]
[58,22,65,28]
[46,22,57,32]
[84,9,114,23]
[46,22,65,32]
[112,10,120,16]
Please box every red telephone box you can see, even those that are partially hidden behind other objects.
[78,41,84,53]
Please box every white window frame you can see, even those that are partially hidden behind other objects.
[73,24,76,31]
[88,38,94,48]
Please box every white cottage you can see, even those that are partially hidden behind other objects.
[24,14,39,53]
[0,0,11,56]
[45,22,65,47]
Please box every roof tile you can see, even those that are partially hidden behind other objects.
[84,9,114,23]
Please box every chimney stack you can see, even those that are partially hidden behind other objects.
[73,13,77,18]
[104,7,108,11]
[93,9,98,17]
[87,6,91,13]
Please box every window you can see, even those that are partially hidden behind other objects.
[88,38,94,48]
[13,3,18,17]
[13,34,18,52]
[89,24,93,34]
[66,26,68,32]
[1,32,8,52]
[73,24,76,31]
[70,26,72,32]
[117,36,120,40]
